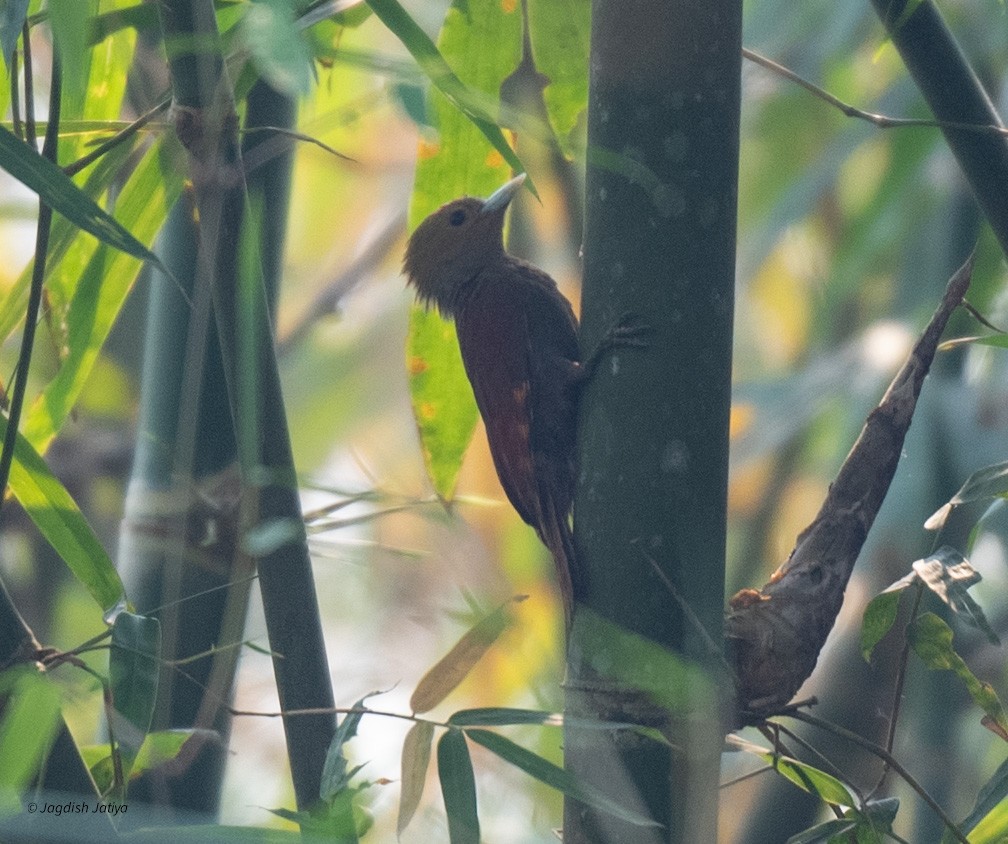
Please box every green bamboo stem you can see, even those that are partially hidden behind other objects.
[153,0,337,812]
[870,0,1008,257]
[565,1,742,840]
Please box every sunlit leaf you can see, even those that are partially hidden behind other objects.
[909,612,1008,740]
[466,728,662,827]
[0,126,166,271]
[109,612,161,778]
[23,137,185,453]
[403,0,525,500]
[437,729,479,844]
[240,0,313,95]
[861,578,911,661]
[727,735,855,807]
[912,547,999,644]
[946,755,1008,843]
[528,0,589,153]
[925,461,1008,531]
[0,0,29,70]
[0,415,125,614]
[365,0,530,190]
[397,720,434,835]
[410,596,524,714]
[0,668,62,793]
[49,0,95,108]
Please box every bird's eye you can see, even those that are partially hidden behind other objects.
[449,209,467,227]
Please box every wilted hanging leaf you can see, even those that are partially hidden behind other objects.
[909,613,1008,741]
[397,720,434,835]
[912,547,999,644]
[410,596,525,714]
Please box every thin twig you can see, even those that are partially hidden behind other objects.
[743,47,1008,138]
[63,96,171,177]
[787,709,970,844]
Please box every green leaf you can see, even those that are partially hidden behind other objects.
[0,0,29,70]
[437,729,479,844]
[80,728,216,791]
[466,728,663,827]
[402,0,526,500]
[860,578,910,661]
[785,818,857,844]
[0,668,62,793]
[912,547,999,644]
[0,125,166,271]
[410,596,523,714]
[527,0,589,153]
[48,0,96,109]
[448,707,559,727]
[364,0,530,191]
[0,414,125,615]
[397,720,434,835]
[320,691,379,801]
[407,308,479,500]
[109,612,161,778]
[925,461,1008,531]
[240,0,313,96]
[947,755,1008,843]
[23,136,185,453]
[909,612,1008,739]
[728,735,855,807]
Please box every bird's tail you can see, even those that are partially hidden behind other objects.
[537,504,579,633]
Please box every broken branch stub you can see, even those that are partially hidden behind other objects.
[725,255,974,722]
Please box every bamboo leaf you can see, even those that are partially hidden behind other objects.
[925,461,1008,531]
[0,415,125,615]
[0,668,62,793]
[527,0,589,153]
[109,612,161,776]
[0,0,29,70]
[437,729,479,844]
[946,755,1008,843]
[403,0,524,500]
[23,136,185,453]
[448,707,559,727]
[912,547,999,644]
[466,728,662,827]
[364,0,530,190]
[860,572,915,661]
[0,125,166,271]
[727,735,855,807]
[909,612,1008,740]
[397,721,434,835]
[410,596,523,714]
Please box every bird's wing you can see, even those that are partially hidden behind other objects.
[455,278,541,528]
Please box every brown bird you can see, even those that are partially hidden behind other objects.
[404,174,582,627]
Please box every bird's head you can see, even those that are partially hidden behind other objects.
[403,173,526,316]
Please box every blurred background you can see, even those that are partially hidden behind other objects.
[1,1,1006,841]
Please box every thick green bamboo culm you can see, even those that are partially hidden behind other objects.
[153,0,339,812]
[565,1,742,841]
[870,0,1008,257]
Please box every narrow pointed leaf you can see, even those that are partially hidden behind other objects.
[437,729,479,844]
[925,461,1008,530]
[0,668,62,792]
[109,612,161,776]
[410,597,522,714]
[397,721,434,835]
[727,735,855,807]
[364,0,530,190]
[0,415,125,614]
[0,0,29,70]
[466,728,662,827]
[0,126,166,271]
[909,612,1008,739]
